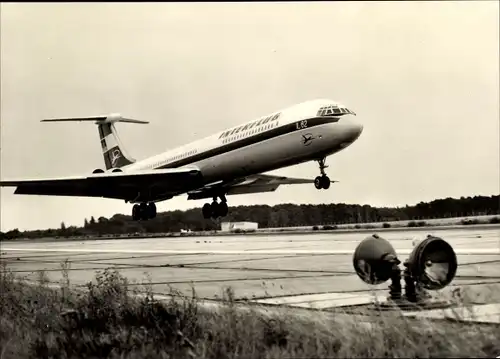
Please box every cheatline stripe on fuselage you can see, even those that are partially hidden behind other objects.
[158,116,340,170]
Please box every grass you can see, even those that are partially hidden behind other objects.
[1,264,499,359]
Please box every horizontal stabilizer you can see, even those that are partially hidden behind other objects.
[41,113,148,169]
[41,113,148,124]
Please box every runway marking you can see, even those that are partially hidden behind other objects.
[5,258,354,275]
[2,248,498,255]
[0,252,200,261]
[66,273,351,286]
[403,303,500,324]
[253,292,387,309]
[2,259,354,276]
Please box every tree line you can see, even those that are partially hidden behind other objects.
[1,195,498,240]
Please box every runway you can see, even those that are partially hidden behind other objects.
[2,227,500,315]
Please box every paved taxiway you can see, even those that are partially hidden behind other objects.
[2,226,499,309]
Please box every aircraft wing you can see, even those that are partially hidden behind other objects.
[187,173,335,200]
[0,167,203,201]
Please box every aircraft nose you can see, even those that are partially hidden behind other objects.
[343,116,363,141]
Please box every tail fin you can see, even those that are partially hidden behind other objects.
[41,114,149,170]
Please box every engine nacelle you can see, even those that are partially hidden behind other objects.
[112,168,123,173]
[92,169,105,174]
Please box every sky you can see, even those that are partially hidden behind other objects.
[1,2,499,232]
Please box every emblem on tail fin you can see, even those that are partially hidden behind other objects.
[110,149,122,167]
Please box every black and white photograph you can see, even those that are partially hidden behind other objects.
[1,2,499,358]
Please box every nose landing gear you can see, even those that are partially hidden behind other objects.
[314,157,331,190]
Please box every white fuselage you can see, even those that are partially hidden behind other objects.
[125,99,363,186]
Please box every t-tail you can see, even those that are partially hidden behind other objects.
[41,114,148,170]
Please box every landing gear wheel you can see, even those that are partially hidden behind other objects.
[314,175,331,190]
[131,202,157,221]
[132,204,140,221]
[321,175,331,189]
[218,202,229,217]
[314,176,323,190]
[202,203,212,219]
[139,203,148,220]
[201,194,229,220]
[210,201,220,219]
[148,202,157,219]
[314,157,331,190]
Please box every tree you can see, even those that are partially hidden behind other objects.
[3,195,498,238]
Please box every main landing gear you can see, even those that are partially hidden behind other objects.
[202,195,229,220]
[314,157,331,190]
[132,202,157,221]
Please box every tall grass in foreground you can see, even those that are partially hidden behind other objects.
[1,263,499,359]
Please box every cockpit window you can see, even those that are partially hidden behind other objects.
[317,105,355,117]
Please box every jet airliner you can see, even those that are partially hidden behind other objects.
[0,99,363,221]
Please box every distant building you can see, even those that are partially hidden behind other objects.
[220,221,258,232]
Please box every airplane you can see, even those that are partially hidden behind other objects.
[0,99,363,221]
